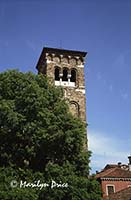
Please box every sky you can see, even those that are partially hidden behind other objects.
[0,0,131,173]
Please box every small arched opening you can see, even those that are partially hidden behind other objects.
[70,101,80,117]
[62,68,68,81]
[70,69,76,83]
[55,67,60,81]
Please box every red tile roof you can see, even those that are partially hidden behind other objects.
[104,164,119,169]
[96,167,131,179]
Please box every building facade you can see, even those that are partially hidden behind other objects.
[96,157,131,199]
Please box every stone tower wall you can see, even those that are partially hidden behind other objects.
[36,47,87,148]
[36,47,87,120]
[40,52,87,122]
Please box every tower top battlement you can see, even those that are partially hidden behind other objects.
[36,47,87,70]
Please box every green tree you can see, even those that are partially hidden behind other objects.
[0,70,102,200]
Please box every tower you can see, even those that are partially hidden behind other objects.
[36,47,87,146]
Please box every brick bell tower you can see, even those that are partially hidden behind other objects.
[36,47,87,146]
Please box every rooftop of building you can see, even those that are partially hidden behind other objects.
[95,159,131,179]
[41,47,87,57]
[96,166,131,179]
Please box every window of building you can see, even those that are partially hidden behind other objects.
[62,68,68,81]
[106,185,115,195]
[70,69,76,83]
[70,101,80,117]
[54,67,76,87]
[55,67,60,81]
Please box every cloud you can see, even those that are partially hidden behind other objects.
[26,40,36,51]
[120,90,128,100]
[96,72,102,80]
[109,84,113,92]
[88,129,130,173]
[113,54,125,67]
[0,40,9,47]
[4,41,9,47]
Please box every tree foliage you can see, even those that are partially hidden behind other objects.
[0,70,102,200]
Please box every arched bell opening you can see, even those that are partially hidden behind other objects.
[70,69,76,83]
[62,68,68,81]
[54,67,60,81]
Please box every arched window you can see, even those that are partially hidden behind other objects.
[70,101,80,117]
[55,67,60,81]
[70,69,76,83]
[62,68,68,81]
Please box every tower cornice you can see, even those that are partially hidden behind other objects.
[36,47,87,70]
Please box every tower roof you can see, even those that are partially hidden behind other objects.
[36,47,87,69]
